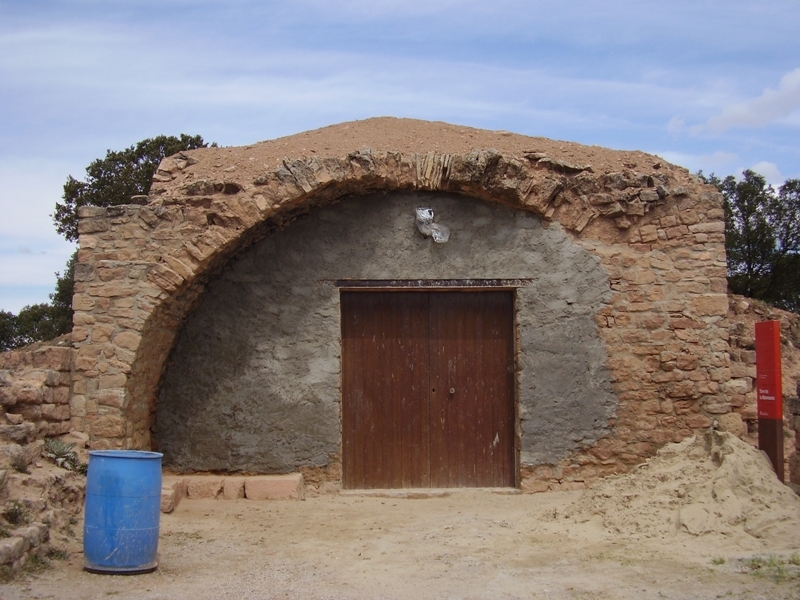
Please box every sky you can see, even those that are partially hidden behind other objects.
[1,0,799,313]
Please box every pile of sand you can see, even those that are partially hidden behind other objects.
[567,431,800,550]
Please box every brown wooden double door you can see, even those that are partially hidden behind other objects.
[341,291,516,489]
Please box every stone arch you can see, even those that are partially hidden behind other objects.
[71,118,730,488]
[154,190,616,474]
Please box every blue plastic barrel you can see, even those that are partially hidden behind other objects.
[83,450,163,574]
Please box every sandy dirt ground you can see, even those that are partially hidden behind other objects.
[4,432,800,600]
[2,492,798,600]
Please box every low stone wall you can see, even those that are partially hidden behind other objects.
[0,466,85,575]
[0,519,50,572]
[0,339,82,576]
[726,295,800,483]
[0,339,74,446]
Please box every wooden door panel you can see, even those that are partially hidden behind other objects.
[341,292,430,489]
[342,290,515,489]
[430,292,515,487]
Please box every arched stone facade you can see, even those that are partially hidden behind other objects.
[69,118,732,489]
[155,191,617,475]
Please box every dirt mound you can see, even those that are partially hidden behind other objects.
[567,431,800,550]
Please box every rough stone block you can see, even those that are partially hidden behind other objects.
[786,396,800,417]
[18,523,48,548]
[317,481,341,495]
[161,477,187,513]
[91,324,115,343]
[223,477,246,500]
[44,421,71,436]
[32,347,74,370]
[0,423,35,444]
[97,390,124,408]
[0,386,16,408]
[691,294,728,317]
[41,403,71,421]
[245,474,304,500]
[78,217,109,234]
[688,222,725,234]
[0,536,25,565]
[14,386,44,405]
[558,481,586,491]
[790,452,800,486]
[667,381,697,398]
[90,414,126,438]
[685,414,713,429]
[703,400,731,415]
[52,386,70,405]
[185,476,224,499]
[77,206,108,218]
[17,404,41,421]
[717,413,745,437]
[521,477,550,493]
[70,395,87,417]
[72,295,96,311]
[4,413,23,425]
[112,331,141,352]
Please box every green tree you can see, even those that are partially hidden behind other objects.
[0,310,20,351]
[14,303,63,346]
[53,134,209,241]
[769,180,800,311]
[703,170,800,312]
[0,253,76,350]
[47,250,76,337]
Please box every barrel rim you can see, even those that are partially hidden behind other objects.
[88,450,163,460]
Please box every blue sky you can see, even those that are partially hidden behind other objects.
[1,0,799,312]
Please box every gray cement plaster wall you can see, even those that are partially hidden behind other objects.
[156,192,617,473]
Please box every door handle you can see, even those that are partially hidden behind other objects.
[449,387,456,395]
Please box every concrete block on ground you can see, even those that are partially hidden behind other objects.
[161,476,187,513]
[245,474,304,500]
[185,476,224,499]
[223,477,246,500]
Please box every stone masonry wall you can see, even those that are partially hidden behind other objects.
[527,193,731,490]
[726,295,800,483]
[0,339,74,446]
[67,119,732,489]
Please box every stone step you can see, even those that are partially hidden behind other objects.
[160,473,304,513]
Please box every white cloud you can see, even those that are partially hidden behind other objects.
[0,158,77,310]
[666,116,686,135]
[700,68,800,133]
[0,158,80,238]
[748,161,784,185]
[0,245,72,288]
[653,150,738,175]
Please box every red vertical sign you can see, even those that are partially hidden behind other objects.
[755,320,784,480]
[755,320,782,420]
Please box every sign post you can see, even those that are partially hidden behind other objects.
[755,320,783,481]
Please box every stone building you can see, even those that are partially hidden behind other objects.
[9,118,743,491]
